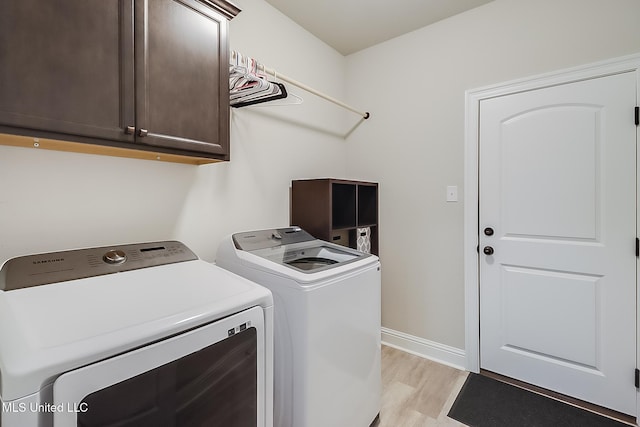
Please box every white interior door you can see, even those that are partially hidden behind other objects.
[479,71,637,415]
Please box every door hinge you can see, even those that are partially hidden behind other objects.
[635,106,639,126]
[635,368,639,388]
[636,238,639,257]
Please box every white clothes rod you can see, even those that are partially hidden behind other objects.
[258,64,370,120]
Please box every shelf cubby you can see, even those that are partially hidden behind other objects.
[291,178,379,255]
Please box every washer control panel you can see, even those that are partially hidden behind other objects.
[233,227,314,251]
[0,241,198,291]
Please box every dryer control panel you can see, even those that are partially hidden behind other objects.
[0,241,197,291]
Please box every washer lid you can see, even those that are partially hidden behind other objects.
[232,228,371,274]
[277,243,362,273]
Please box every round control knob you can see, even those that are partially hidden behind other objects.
[103,249,127,265]
[483,246,494,256]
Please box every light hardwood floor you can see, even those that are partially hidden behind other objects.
[374,345,469,427]
[374,345,636,427]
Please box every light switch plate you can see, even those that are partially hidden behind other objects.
[446,186,458,202]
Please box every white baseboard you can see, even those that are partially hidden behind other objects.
[381,327,466,371]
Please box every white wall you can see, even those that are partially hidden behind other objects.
[4,0,640,360]
[344,0,640,350]
[0,0,350,265]
[0,146,196,261]
[174,0,353,260]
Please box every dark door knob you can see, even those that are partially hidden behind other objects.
[483,246,494,255]
[484,227,494,236]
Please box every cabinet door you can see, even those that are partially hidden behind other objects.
[0,0,135,142]
[134,0,230,158]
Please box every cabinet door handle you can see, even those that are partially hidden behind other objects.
[124,125,135,135]
[138,128,148,137]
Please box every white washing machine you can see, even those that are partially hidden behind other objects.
[0,241,273,427]
[216,227,381,427]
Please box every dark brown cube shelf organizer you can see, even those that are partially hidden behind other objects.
[291,178,379,255]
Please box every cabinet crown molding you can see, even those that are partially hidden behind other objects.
[202,0,241,20]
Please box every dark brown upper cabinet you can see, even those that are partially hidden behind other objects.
[0,0,239,164]
[0,1,135,143]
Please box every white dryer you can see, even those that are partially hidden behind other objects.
[216,227,381,427]
[0,241,274,427]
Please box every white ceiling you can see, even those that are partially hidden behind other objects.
[264,0,494,55]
